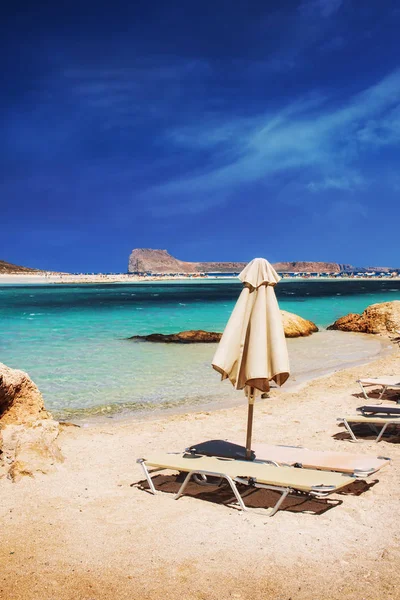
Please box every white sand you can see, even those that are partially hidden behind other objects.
[0,273,140,284]
[1,350,400,599]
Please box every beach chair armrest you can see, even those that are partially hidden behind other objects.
[310,483,340,497]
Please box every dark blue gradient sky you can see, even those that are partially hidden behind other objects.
[1,0,400,271]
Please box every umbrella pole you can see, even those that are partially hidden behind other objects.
[245,387,255,460]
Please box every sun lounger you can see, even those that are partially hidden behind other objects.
[137,452,356,517]
[358,405,400,416]
[357,377,400,401]
[187,440,389,477]
[338,414,400,442]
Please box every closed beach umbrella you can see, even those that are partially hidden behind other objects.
[212,258,290,458]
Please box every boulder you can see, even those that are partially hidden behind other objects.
[0,363,63,481]
[128,330,222,343]
[1,420,63,482]
[128,312,318,342]
[0,362,51,426]
[281,310,319,337]
[327,301,400,336]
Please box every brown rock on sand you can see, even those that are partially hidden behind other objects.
[0,362,51,426]
[0,363,63,481]
[281,310,319,337]
[327,300,400,336]
[1,420,64,481]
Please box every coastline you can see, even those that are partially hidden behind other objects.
[52,332,394,425]
[1,272,400,285]
[1,345,399,599]
[2,281,399,420]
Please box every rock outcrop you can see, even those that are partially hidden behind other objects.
[281,310,319,337]
[128,330,222,343]
[0,363,63,481]
[128,248,247,274]
[128,248,348,275]
[273,261,340,274]
[0,363,51,425]
[0,260,39,274]
[327,301,400,336]
[1,420,63,481]
[128,312,318,342]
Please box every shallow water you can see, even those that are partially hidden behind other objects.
[0,280,399,415]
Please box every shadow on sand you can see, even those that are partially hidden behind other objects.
[130,473,380,516]
[334,422,400,444]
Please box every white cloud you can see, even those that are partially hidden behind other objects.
[307,174,366,192]
[145,69,400,213]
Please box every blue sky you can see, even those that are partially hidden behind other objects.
[1,0,400,271]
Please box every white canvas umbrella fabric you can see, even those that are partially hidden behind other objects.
[212,258,290,457]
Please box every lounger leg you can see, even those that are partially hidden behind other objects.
[175,471,194,500]
[375,423,389,443]
[342,419,359,442]
[268,488,290,517]
[359,381,369,400]
[137,459,157,495]
[224,475,247,511]
[369,424,380,436]
[234,479,292,517]
[175,471,248,511]
[378,386,387,400]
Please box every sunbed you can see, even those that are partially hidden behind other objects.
[137,452,356,517]
[251,443,389,475]
[357,377,400,401]
[338,414,400,442]
[358,405,400,416]
[187,440,389,478]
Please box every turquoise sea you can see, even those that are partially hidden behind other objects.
[1,279,399,418]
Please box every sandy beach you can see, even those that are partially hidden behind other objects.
[3,3,400,599]
[1,347,399,600]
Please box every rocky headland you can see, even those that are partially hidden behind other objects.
[0,260,40,274]
[128,248,345,275]
[327,301,400,336]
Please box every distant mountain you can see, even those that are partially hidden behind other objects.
[339,264,394,273]
[128,249,247,274]
[128,249,349,274]
[273,261,341,274]
[0,260,40,274]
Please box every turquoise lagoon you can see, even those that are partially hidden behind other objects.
[1,279,399,417]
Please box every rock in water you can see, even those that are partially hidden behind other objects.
[327,301,400,335]
[0,363,63,481]
[128,312,318,342]
[128,330,222,343]
[281,310,319,337]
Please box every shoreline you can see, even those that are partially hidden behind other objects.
[1,343,399,599]
[54,333,394,426]
[1,272,400,285]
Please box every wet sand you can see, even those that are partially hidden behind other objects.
[1,347,400,599]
